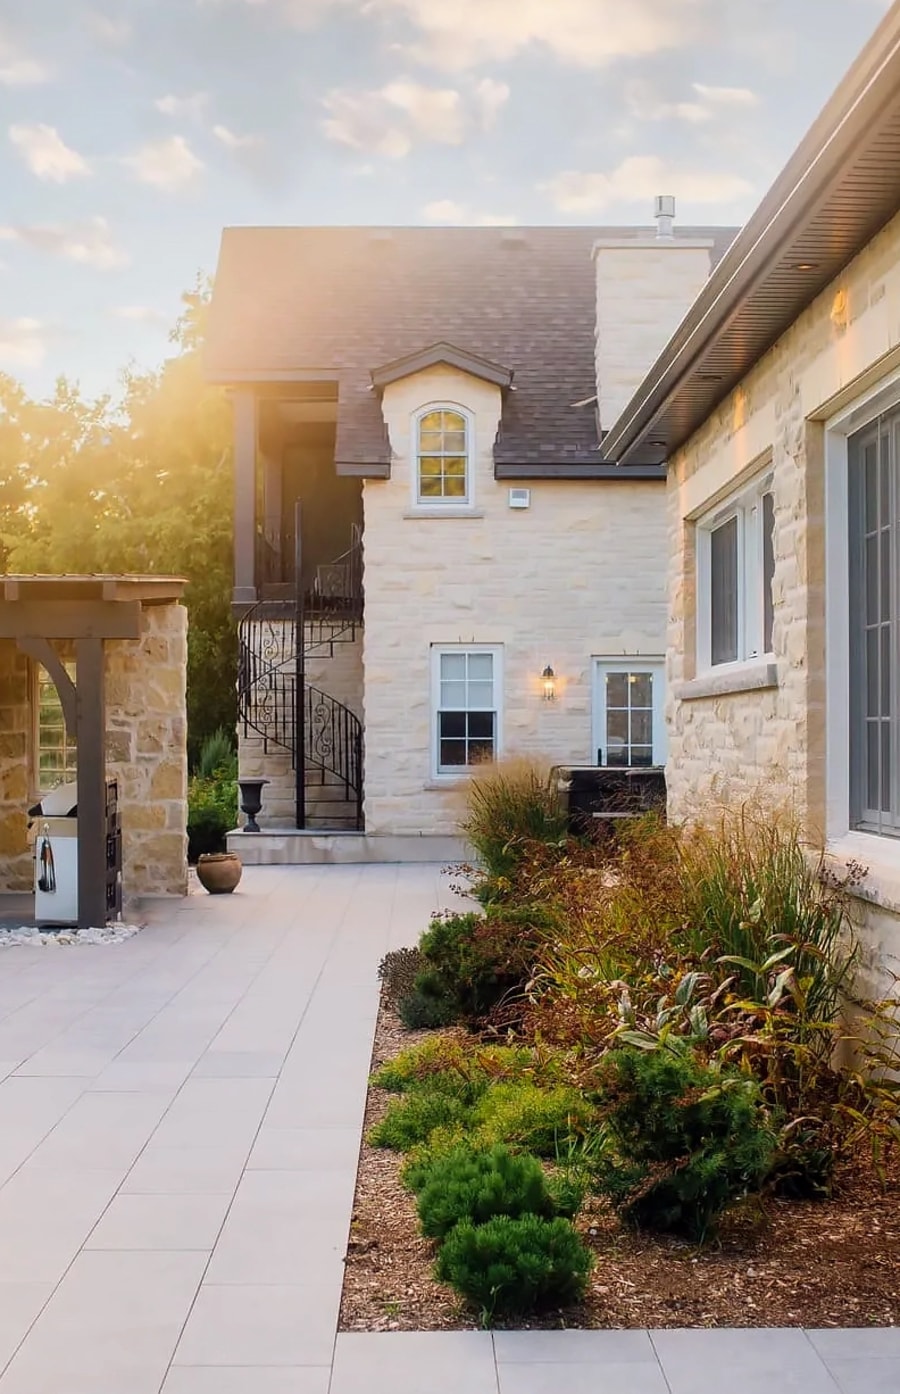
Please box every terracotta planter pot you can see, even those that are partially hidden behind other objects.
[196,852,243,895]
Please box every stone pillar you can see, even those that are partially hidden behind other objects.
[0,641,32,892]
[106,600,188,899]
[594,234,713,437]
[232,388,258,604]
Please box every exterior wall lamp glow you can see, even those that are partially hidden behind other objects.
[541,665,556,701]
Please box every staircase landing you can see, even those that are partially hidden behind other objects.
[227,830,468,866]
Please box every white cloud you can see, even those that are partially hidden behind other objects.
[0,217,129,270]
[110,305,169,325]
[624,78,759,125]
[122,136,204,191]
[0,316,49,367]
[213,123,259,149]
[541,154,753,213]
[422,200,517,225]
[156,92,210,119]
[322,77,505,158]
[8,124,90,182]
[374,0,703,70]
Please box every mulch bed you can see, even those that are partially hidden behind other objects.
[339,994,900,1332]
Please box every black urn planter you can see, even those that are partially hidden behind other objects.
[237,777,269,833]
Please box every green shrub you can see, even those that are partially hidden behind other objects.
[435,1214,592,1320]
[593,1045,774,1241]
[398,974,459,1030]
[373,1038,536,1094]
[368,1073,487,1152]
[475,1082,595,1158]
[187,770,237,861]
[415,1144,555,1238]
[196,726,237,780]
[411,906,544,1023]
[462,758,569,882]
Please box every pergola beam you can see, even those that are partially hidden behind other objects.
[0,600,142,641]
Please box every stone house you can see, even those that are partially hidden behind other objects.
[206,214,735,858]
[601,4,900,990]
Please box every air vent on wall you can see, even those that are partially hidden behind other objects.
[508,488,531,509]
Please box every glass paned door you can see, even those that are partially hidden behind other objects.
[592,660,665,768]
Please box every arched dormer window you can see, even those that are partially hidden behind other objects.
[415,406,470,505]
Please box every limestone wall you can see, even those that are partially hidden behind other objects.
[666,206,900,994]
[0,599,188,905]
[362,363,668,837]
[0,642,32,892]
[106,600,188,899]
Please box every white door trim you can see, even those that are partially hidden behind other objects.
[591,657,666,768]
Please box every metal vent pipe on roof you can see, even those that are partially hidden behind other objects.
[654,195,676,238]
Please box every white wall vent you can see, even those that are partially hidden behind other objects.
[508,488,531,509]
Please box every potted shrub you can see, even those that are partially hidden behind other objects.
[188,730,242,895]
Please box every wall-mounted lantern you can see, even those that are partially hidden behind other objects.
[541,665,557,702]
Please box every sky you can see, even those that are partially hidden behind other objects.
[0,0,892,401]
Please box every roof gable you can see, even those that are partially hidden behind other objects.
[371,341,513,391]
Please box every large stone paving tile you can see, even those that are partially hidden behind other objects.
[498,1362,669,1394]
[23,1089,173,1171]
[246,1125,361,1171]
[205,1169,353,1284]
[0,1282,53,1369]
[495,1330,658,1364]
[650,1327,819,1369]
[0,1249,207,1394]
[86,1191,231,1251]
[0,1168,123,1283]
[173,1284,340,1367]
[827,1357,900,1394]
[806,1327,900,1360]
[331,1332,499,1394]
[162,1367,331,1394]
[122,1142,249,1195]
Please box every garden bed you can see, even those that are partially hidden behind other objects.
[340,994,900,1333]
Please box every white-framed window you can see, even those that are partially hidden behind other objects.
[414,405,471,506]
[431,645,501,776]
[848,411,899,837]
[697,475,775,670]
[592,659,666,768]
[35,661,77,787]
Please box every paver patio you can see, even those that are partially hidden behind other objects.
[0,864,894,1393]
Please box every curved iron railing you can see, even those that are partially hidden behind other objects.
[237,526,364,829]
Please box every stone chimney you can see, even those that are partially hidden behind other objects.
[594,197,714,440]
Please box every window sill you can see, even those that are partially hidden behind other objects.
[403,508,484,520]
[424,777,470,791]
[676,661,778,702]
[825,831,900,915]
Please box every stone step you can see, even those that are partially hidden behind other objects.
[228,831,469,865]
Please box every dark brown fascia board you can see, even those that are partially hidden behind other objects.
[371,342,514,391]
[602,2,900,465]
[335,460,392,478]
[494,462,666,481]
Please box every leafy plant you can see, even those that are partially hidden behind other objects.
[187,770,238,861]
[397,975,459,1030]
[414,1144,556,1238]
[403,904,546,1025]
[474,1081,595,1158]
[435,1214,592,1321]
[593,1045,775,1241]
[368,1071,488,1152]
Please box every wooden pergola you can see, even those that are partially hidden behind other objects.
[0,575,186,928]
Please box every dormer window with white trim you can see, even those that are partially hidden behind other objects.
[415,406,470,505]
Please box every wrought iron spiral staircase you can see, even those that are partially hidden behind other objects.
[237,514,363,830]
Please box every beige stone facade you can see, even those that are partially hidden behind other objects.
[362,364,667,837]
[0,597,188,907]
[666,207,900,991]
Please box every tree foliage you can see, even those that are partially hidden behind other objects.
[0,276,235,765]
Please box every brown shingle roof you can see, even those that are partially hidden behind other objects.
[205,225,737,474]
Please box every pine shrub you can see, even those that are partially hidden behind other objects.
[435,1214,592,1320]
[594,1046,774,1241]
[414,1144,555,1238]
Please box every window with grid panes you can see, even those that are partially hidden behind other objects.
[36,662,77,785]
[433,648,499,774]
[417,408,469,503]
[850,414,899,836]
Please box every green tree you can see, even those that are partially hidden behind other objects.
[1,277,236,765]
